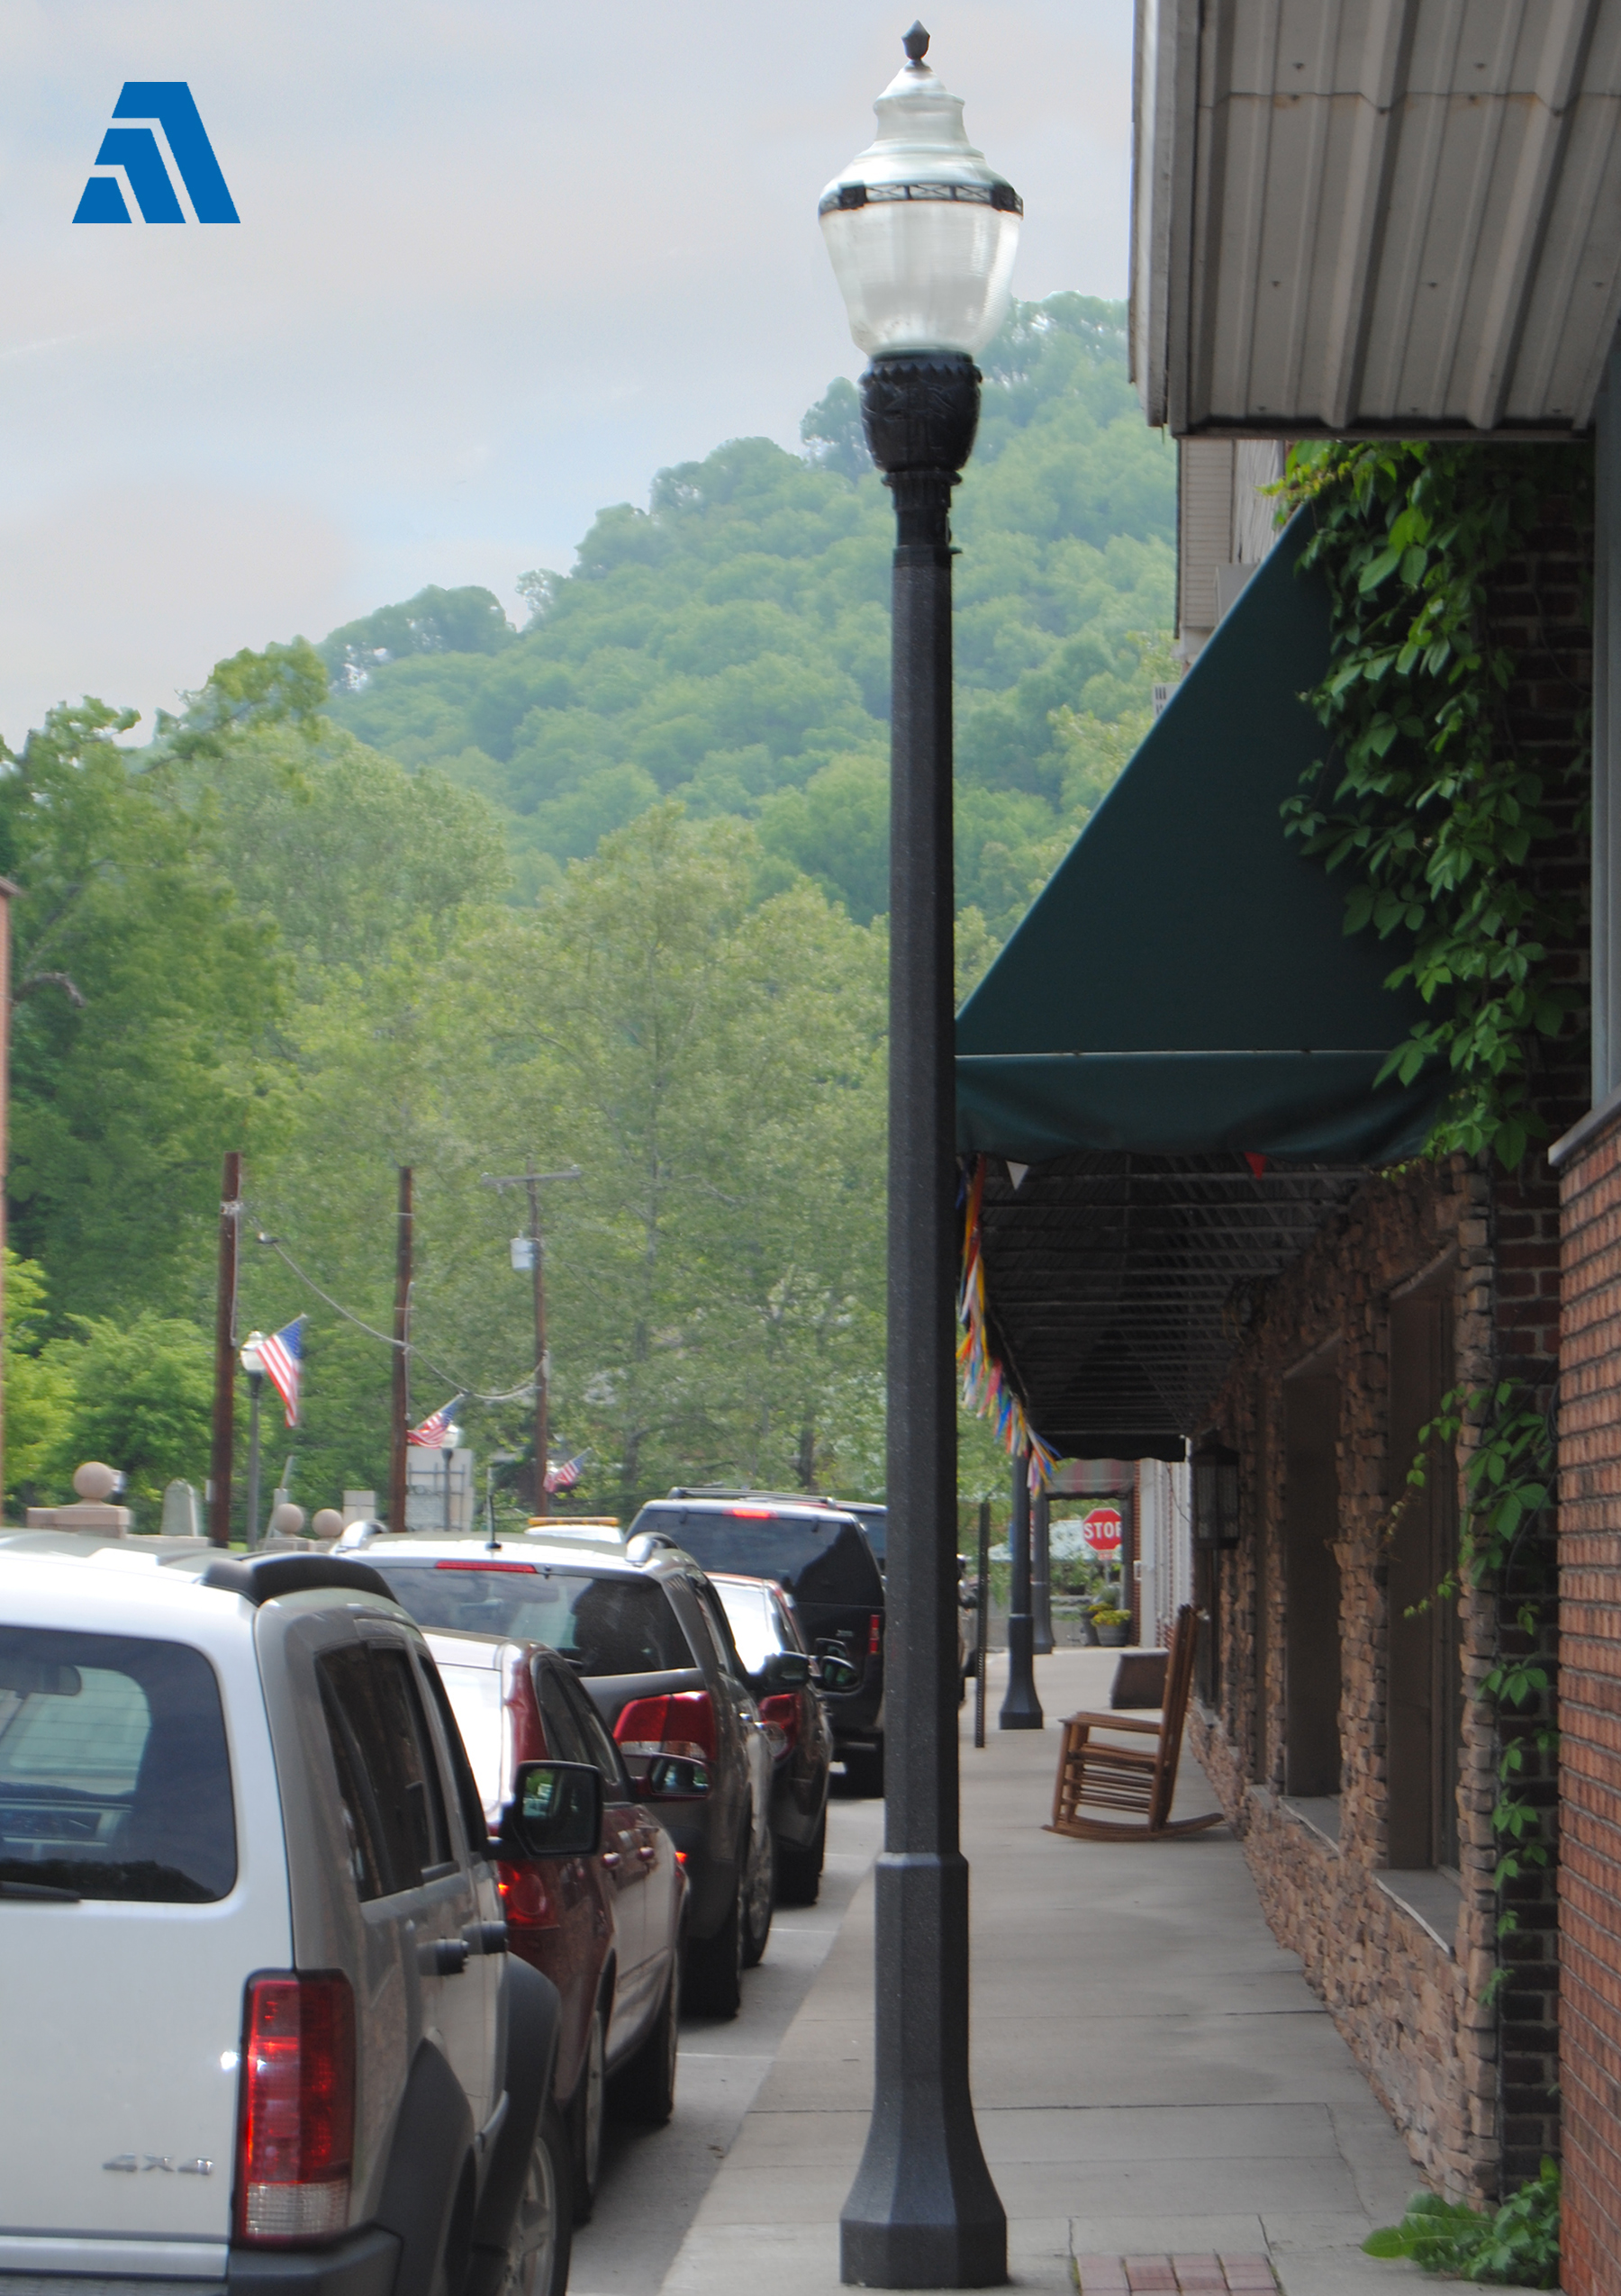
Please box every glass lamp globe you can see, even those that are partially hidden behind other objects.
[819,22,1021,361]
[240,1331,266,1377]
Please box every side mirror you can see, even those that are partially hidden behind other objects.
[760,1650,811,1693]
[642,1754,711,1799]
[817,1650,862,1695]
[500,1760,602,1859]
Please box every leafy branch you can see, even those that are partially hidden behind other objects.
[1365,2158,1560,2285]
[1371,1379,1559,2278]
[1406,1378,1557,1980]
[1276,441,1590,1168]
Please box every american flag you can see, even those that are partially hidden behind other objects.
[259,1319,304,1429]
[545,1449,589,1493]
[407,1396,463,1448]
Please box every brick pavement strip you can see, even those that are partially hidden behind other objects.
[1075,2262,1279,2295]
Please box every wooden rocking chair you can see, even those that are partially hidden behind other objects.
[1046,1605,1223,1842]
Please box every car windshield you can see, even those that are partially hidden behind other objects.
[374,1563,695,1676]
[711,1578,779,1673]
[0,1626,236,1903]
[633,1507,883,1608]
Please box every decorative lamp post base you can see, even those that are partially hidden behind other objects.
[840,1850,1008,2290]
[1000,1614,1044,1727]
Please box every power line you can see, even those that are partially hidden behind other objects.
[252,1229,542,1406]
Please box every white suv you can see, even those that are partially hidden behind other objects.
[0,1548,577,2296]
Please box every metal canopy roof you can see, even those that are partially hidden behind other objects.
[975,1152,1366,1459]
[1133,0,1621,437]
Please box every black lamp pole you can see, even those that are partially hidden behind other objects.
[1032,1479,1055,1656]
[1000,1446,1043,1727]
[838,352,1006,2290]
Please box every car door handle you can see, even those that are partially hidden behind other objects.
[601,1850,622,1868]
[638,1842,657,1862]
[420,1938,470,1976]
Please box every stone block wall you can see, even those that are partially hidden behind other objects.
[1190,1155,1512,2201]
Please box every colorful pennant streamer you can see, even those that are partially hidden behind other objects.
[957,1156,1057,1492]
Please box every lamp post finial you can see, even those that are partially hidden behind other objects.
[903,21,929,64]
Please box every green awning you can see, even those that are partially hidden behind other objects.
[953,511,1448,1462]
[955,511,1444,1162]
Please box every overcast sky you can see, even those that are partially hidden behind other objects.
[0,1,1134,746]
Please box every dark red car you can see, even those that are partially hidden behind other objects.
[425,1627,685,2218]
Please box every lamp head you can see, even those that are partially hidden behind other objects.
[240,1331,267,1378]
[818,23,1021,361]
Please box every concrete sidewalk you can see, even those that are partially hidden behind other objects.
[660,1649,1424,2295]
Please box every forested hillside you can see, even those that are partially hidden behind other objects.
[322,295,1174,935]
[0,294,1173,1525]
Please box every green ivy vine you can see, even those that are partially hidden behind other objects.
[1275,441,1591,1168]
[1406,1378,1558,1987]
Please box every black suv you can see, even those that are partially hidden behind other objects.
[627,1493,887,1795]
[364,1529,774,2019]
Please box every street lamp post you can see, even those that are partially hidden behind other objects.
[819,25,1019,2289]
[1000,1450,1043,1727]
[240,1332,267,1547]
[1032,1479,1055,1656]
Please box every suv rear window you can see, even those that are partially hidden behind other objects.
[0,1627,235,1903]
[375,1564,694,1677]
[632,1508,883,1609]
[318,1645,451,1901]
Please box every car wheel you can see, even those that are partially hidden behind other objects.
[842,1745,884,1797]
[741,1822,774,1969]
[570,2003,606,2221]
[776,1811,826,1906]
[684,1871,744,2018]
[609,1946,681,2124]
[500,2103,572,2296]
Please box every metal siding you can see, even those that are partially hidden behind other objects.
[1137,0,1621,434]
[1178,438,1236,634]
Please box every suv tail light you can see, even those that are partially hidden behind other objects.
[868,1613,882,1658]
[497,1859,559,1930]
[237,1975,355,2245]
[758,1693,800,1759]
[614,1688,717,1763]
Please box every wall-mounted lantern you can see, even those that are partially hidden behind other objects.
[1192,1439,1241,1547]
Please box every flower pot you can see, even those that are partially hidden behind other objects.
[1097,1623,1130,1648]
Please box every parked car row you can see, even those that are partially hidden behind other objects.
[0,1482,877,2296]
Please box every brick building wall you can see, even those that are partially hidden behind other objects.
[1555,1107,1621,2296]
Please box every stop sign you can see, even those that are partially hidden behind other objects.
[1080,1505,1123,1559]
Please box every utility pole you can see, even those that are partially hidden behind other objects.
[209,1152,242,1547]
[483,1163,581,1516]
[390,1166,412,1537]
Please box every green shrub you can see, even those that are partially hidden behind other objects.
[1363,2160,1559,2286]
